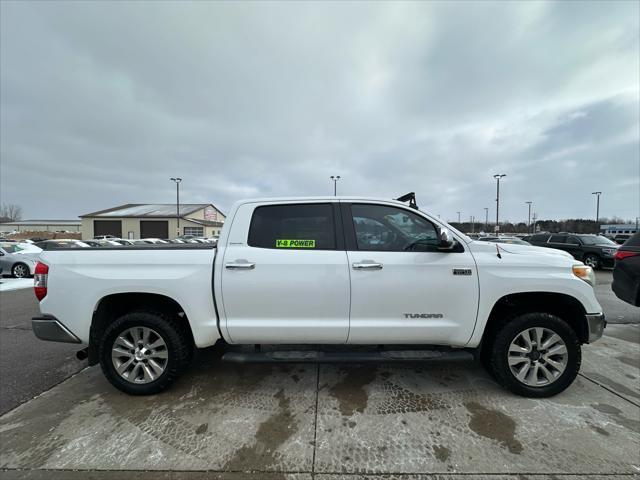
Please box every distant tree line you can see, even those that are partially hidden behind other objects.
[450,217,637,235]
[0,203,23,223]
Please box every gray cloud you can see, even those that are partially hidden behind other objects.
[1,0,638,223]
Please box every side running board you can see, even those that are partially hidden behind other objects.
[222,349,473,364]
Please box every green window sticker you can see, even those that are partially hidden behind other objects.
[276,239,316,248]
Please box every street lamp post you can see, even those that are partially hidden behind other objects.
[330,176,341,196]
[470,215,475,233]
[525,201,532,234]
[457,211,461,224]
[493,174,506,231]
[592,192,602,231]
[170,177,182,236]
[484,207,489,232]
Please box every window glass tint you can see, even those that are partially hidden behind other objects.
[578,235,616,246]
[549,235,567,243]
[567,236,581,245]
[248,204,336,250]
[530,234,549,242]
[625,233,640,247]
[351,204,438,251]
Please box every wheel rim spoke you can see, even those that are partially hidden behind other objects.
[546,344,567,356]
[115,335,134,349]
[508,356,529,366]
[116,357,135,374]
[151,349,168,359]
[541,333,561,350]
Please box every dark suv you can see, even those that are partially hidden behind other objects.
[528,233,619,269]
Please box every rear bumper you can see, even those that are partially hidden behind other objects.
[585,313,606,343]
[32,315,81,344]
[601,258,615,268]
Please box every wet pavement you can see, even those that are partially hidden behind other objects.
[0,270,638,478]
[0,324,638,479]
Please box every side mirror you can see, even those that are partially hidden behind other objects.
[438,228,456,251]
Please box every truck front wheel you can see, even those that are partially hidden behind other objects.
[489,312,581,397]
[99,311,192,395]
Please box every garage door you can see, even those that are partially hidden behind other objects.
[140,221,169,239]
[93,220,122,238]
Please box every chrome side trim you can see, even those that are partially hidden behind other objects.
[32,316,81,344]
[585,313,606,343]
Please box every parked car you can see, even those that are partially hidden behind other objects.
[613,234,632,245]
[527,233,618,269]
[32,196,604,398]
[93,235,117,240]
[113,239,135,246]
[0,242,41,278]
[85,240,122,247]
[478,236,531,245]
[612,233,640,307]
[141,238,169,244]
[35,240,91,250]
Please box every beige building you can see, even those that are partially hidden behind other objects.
[80,204,225,240]
[0,219,81,233]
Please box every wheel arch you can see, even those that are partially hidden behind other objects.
[480,292,588,357]
[89,292,195,365]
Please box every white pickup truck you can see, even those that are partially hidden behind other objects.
[32,195,605,398]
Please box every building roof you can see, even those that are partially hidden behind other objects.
[0,219,81,226]
[186,218,225,227]
[81,204,214,218]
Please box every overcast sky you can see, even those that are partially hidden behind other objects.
[1,1,639,223]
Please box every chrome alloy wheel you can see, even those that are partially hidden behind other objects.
[13,264,29,278]
[508,327,568,387]
[111,327,168,384]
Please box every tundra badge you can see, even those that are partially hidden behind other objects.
[453,268,472,276]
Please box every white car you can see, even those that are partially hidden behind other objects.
[31,196,604,398]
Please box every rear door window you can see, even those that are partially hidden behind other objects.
[248,203,337,250]
[549,235,567,243]
[530,234,550,243]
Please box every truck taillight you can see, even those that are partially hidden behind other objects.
[615,250,639,261]
[34,262,49,301]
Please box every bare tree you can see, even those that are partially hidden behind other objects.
[0,203,23,222]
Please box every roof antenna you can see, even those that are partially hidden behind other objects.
[496,243,502,259]
[396,192,419,210]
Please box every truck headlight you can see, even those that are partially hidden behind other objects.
[602,248,616,256]
[573,264,595,287]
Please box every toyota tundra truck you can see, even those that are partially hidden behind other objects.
[31,195,605,398]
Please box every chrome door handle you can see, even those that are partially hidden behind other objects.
[225,262,255,270]
[352,262,383,270]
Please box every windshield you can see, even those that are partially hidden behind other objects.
[578,235,616,246]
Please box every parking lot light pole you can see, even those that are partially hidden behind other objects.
[171,178,182,236]
[525,201,532,233]
[592,192,601,230]
[484,207,489,232]
[457,211,461,224]
[330,176,341,196]
[493,174,506,231]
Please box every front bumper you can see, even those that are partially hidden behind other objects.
[32,315,81,344]
[586,313,606,343]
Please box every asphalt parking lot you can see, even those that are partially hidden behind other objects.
[0,271,638,479]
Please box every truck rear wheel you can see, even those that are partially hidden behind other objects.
[489,312,581,398]
[99,311,192,395]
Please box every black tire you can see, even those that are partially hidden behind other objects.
[489,312,581,398]
[583,253,601,270]
[99,310,192,395]
[12,263,30,278]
